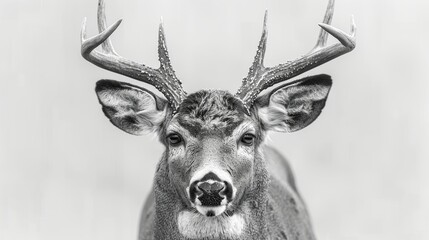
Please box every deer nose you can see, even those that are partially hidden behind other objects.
[195,181,227,206]
[188,171,235,207]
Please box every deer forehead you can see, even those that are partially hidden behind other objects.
[170,90,254,137]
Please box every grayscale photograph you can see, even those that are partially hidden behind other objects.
[0,0,427,239]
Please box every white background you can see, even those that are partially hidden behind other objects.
[0,0,428,239]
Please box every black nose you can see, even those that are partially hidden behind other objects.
[188,172,234,206]
[196,181,225,206]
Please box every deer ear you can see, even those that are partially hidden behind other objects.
[254,74,332,132]
[95,80,169,135]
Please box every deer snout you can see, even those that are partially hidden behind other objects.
[187,171,235,217]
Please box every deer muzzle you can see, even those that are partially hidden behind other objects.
[187,171,234,217]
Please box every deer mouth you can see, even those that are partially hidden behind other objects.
[195,205,227,217]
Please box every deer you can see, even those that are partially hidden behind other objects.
[81,0,355,239]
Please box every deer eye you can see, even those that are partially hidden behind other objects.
[240,133,255,146]
[167,133,183,146]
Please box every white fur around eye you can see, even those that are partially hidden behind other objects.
[237,146,254,158]
[168,147,184,159]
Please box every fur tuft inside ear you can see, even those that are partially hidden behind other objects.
[255,74,332,132]
[95,80,169,135]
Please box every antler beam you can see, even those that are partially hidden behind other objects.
[236,0,356,108]
[81,0,186,111]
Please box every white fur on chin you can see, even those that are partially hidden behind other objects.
[196,205,226,216]
[177,209,245,239]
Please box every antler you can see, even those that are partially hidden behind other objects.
[81,0,186,111]
[235,0,356,109]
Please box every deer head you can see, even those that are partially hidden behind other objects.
[81,0,355,220]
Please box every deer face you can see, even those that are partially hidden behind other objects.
[94,75,332,217]
[83,0,354,219]
[166,90,258,217]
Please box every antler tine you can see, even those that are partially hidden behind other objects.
[319,15,356,49]
[236,0,356,109]
[252,10,268,70]
[158,18,182,85]
[97,0,117,54]
[81,16,122,56]
[312,0,335,51]
[235,11,268,107]
[81,0,186,111]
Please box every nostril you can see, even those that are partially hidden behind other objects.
[189,181,203,203]
[220,181,233,201]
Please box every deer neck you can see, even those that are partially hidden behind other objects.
[152,152,271,240]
